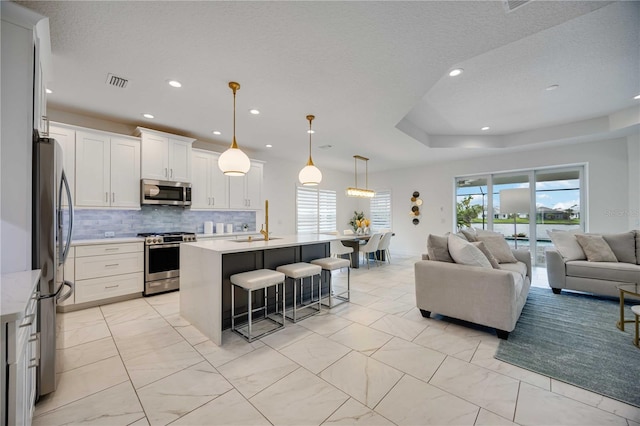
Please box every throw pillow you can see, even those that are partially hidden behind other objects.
[476,234,518,263]
[460,229,478,242]
[575,234,618,262]
[472,241,501,269]
[426,234,454,263]
[447,233,492,269]
[547,229,586,261]
[475,229,503,237]
[602,231,636,264]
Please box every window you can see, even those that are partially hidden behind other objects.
[296,186,337,234]
[370,190,392,230]
[455,165,584,265]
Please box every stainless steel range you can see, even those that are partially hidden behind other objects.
[138,232,197,296]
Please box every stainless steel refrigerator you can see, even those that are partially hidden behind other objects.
[32,131,74,398]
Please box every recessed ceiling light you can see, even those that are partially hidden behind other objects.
[212,130,221,135]
[481,126,490,131]
[168,80,182,88]
[307,130,315,134]
[249,109,260,115]
[142,113,154,119]
[545,84,559,91]
[448,68,463,77]
[634,94,640,100]
[265,144,273,148]
[46,88,52,94]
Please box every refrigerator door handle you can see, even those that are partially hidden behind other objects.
[59,170,74,265]
[56,280,74,303]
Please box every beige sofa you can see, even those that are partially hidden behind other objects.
[545,230,640,299]
[415,249,531,339]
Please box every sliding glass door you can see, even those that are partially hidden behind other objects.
[455,165,584,266]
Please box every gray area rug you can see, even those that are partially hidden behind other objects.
[495,287,640,408]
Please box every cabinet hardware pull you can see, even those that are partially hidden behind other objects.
[105,248,119,251]
[19,313,35,328]
[28,334,38,343]
[170,168,173,178]
[28,358,39,369]
[112,192,115,203]
[42,115,49,136]
[106,192,109,203]
[212,197,215,206]
[165,168,168,177]
[105,263,119,267]
[31,291,40,300]
[105,285,120,289]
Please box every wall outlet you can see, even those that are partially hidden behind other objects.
[104,231,115,237]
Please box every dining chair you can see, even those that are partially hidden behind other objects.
[330,239,354,264]
[360,233,383,269]
[377,232,392,264]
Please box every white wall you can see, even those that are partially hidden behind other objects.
[370,136,636,256]
[628,134,640,229]
[259,154,360,236]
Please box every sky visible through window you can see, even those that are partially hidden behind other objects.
[456,179,580,212]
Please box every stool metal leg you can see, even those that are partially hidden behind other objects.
[247,288,252,342]
[231,284,235,332]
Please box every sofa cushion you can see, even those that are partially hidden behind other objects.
[602,232,636,264]
[460,229,477,242]
[476,234,518,263]
[427,234,454,263]
[548,229,586,261]
[472,241,501,269]
[447,233,492,269]
[499,261,528,279]
[575,234,618,262]
[566,260,640,283]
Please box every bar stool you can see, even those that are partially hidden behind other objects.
[276,262,322,322]
[230,269,286,342]
[311,257,350,308]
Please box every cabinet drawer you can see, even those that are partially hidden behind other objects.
[75,252,143,280]
[7,291,38,365]
[75,272,143,304]
[75,242,142,257]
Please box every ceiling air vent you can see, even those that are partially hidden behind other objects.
[502,0,531,13]
[105,73,129,89]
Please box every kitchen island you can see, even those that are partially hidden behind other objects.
[180,234,336,345]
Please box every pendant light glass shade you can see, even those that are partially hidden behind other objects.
[298,115,322,186]
[219,81,251,176]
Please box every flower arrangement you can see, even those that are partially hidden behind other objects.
[349,211,370,232]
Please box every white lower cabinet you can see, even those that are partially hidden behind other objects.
[73,242,144,304]
[5,285,38,426]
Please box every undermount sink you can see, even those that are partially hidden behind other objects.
[232,237,283,242]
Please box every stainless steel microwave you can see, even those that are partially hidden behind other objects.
[141,179,192,206]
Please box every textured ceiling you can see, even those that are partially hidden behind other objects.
[17,0,640,173]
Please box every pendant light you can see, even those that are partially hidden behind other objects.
[218,81,251,176]
[346,155,375,198]
[298,114,322,186]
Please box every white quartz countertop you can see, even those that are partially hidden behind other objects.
[183,234,337,254]
[196,231,262,239]
[1,269,41,323]
[72,237,144,246]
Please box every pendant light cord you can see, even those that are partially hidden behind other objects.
[229,82,240,149]
[306,115,315,166]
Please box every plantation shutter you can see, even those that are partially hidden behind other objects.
[370,190,392,230]
[296,187,337,234]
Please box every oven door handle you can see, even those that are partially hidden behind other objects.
[148,243,181,249]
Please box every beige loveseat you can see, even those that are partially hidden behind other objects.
[415,233,531,339]
[546,230,640,299]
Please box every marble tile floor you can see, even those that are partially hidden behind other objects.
[34,257,640,426]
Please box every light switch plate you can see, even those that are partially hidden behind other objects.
[104,231,115,237]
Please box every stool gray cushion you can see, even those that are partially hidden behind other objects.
[276,262,321,279]
[230,269,285,290]
[311,257,350,270]
[632,305,640,316]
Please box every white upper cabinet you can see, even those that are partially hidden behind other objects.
[191,149,228,209]
[229,162,263,209]
[136,127,194,182]
[75,130,140,208]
